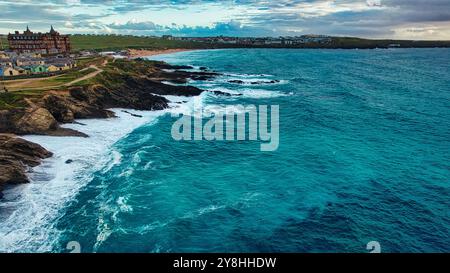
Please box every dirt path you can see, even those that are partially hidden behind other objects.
[64,65,103,86]
[4,74,61,88]
[4,64,105,92]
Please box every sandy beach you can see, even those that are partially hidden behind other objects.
[127,48,195,58]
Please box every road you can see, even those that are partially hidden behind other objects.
[64,65,103,86]
[3,63,105,92]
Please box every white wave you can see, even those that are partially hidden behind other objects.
[209,87,292,99]
[102,150,122,174]
[218,77,288,86]
[0,109,167,253]
[117,196,133,213]
[0,86,214,253]
[225,73,273,78]
[164,92,208,117]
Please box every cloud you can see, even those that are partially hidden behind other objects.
[107,20,272,37]
[0,0,449,39]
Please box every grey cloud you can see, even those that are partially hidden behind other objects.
[1,0,450,38]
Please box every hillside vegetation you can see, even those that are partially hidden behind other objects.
[69,34,214,51]
[2,34,450,51]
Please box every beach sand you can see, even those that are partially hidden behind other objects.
[127,48,194,58]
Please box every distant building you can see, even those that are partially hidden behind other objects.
[1,66,26,76]
[47,57,77,71]
[23,65,48,74]
[45,64,59,72]
[7,26,71,54]
[0,60,13,67]
[162,35,174,40]
[15,57,45,66]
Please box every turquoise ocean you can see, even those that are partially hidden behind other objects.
[0,48,449,252]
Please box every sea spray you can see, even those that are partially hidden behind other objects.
[171,103,280,151]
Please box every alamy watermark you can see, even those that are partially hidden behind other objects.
[171,104,279,151]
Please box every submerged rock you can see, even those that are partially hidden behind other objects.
[0,59,218,196]
[229,79,280,85]
[209,90,243,97]
[228,80,245,84]
[154,63,194,70]
[122,110,143,118]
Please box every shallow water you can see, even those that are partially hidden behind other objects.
[1,48,449,252]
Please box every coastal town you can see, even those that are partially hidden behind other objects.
[161,34,333,46]
[0,26,77,80]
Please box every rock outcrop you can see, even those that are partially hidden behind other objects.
[0,107,87,137]
[0,134,53,197]
[0,59,219,196]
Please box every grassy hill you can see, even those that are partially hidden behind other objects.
[313,37,450,49]
[0,35,8,50]
[2,34,450,52]
[71,35,448,50]
[69,34,215,51]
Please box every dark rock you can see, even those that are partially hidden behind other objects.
[0,134,53,195]
[168,78,188,84]
[229,80,245,84]
[70,83,169,111]
[44,94,75,123]
[229,79,280,85]
[209,90,243,97]
[121,77,204,97]
[191,75,211,81]
[121,110,143,118]
[154,63,194,70]
[150,70,220,83]
[65,159,73,164]
[15,107,59,134]
[250,80,280,85]
[0,107,87,137]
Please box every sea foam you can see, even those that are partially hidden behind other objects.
[0,109,166,252]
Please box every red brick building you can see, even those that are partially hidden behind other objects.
[8,26,71,54]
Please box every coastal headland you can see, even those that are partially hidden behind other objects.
[0,53,220,196]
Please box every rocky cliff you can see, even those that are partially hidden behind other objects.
[0,134,53,198]
[0,59,218,197]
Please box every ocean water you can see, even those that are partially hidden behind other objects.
[1,48,449,253]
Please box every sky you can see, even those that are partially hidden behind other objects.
[1,0,450,40]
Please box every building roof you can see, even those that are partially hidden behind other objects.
[15,57,44,61]
[47,58,74,64]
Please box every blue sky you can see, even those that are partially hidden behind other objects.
[1,0,450,39]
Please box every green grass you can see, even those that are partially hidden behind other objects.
[44,67,97,85]
[70,34,214,51]
[0,35,8,50]
[0,89,43,109]
[0,64,101,109]
[4,33,449,52]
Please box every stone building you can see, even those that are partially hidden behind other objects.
[8,26,71,54]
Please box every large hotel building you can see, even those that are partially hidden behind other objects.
[7,26,71,54]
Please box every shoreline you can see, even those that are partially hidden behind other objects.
[0,107,171,252]
[0,50,280,251]
[127,48,196,59]
[0,55,221,196]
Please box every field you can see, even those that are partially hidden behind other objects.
[3,33,450,52]
[0,35,7,50]
[1,34,216,51]
[69,34,215,51]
